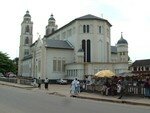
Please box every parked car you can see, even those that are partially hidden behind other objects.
[0,73,6,78]
[5,72,16,78]
[57,79,67,84]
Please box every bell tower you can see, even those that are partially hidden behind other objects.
[45,14,57,36]
[18,10,33,76]
[116,32,128,62]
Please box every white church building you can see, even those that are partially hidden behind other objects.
[18,11,129,81]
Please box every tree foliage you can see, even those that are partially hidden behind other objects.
[0,51,17,74]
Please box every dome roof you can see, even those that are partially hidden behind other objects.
[49,14,55,21]
[24,11,31,17]
[117,33,128,45]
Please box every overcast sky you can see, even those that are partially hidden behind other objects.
[0,0,150,61]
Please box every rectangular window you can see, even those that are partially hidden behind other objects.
[133,67,137,71]
[62,60,65,72]
[87,25,89,33]
[107,42,109,62]
[24,49,29,56]
[58,60,61,71]
[99,26,101,33]
[83,25,86,33]
[38,60,41,72]
[53,60,57,71]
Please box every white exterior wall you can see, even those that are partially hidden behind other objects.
[22,59,32,77]
[84,63,114,75]
[31,47,35,77]
[84,62,128,76]
[113,63,129,74]
[45,48,74,79]
[66,63,84,80]
[75,20,111,63]
[117,44,128,62]
[46,19,111,63]
[111,54,118,62]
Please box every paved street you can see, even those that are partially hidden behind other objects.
[0,84,150,113]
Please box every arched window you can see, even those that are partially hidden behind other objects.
[99,26,101,33]
[25,25,30,33]
[52,28,55,33]
[82,40,86,62]
[87,25,89,33]
[82,39,91,62]
[25,37,29,44]
[87,39,91,62]
[46,29,49,35]
[83,25,86,33]
[83,25,90,33]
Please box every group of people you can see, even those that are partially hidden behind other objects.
[101,78,128,99]
[33,77,49,90]
[70,78,81,97]
[144,78,150,98]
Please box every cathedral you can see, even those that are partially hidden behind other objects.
[18,11,129,81]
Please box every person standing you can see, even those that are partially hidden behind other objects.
[118,78,128,99]
[117,81,122,95]
[33,78,37,87]
[37,77,41,89]
[76,79,80,93]
[144,78,150,97]
[44,78,49,90]
[70,78,78,97]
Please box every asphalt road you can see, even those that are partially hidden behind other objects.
[0,85,150,113]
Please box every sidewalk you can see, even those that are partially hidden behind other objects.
[40,84,150,106]
[0,81,34,89]
[0,81,150,106]
[77,92,150,106]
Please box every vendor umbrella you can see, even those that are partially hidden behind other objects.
[94,70,115,78]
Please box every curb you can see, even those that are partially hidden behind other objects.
[75,95,150,107]
[0,82,34,89]
[47,92,66,97]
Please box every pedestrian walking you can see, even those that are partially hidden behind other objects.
[117,79,128,99]
[117,81,122,94]
[70,78,78,97]
[32,78,37,87]
[76,79,80,93]
[37,77,42,89]
[44,78,49,90]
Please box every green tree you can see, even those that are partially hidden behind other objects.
[0,51,17,74]
[12,57,19,74]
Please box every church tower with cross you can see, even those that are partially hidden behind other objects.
[18,11,33,76]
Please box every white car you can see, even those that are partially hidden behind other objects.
[57,79,67,84]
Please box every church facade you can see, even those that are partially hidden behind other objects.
[18,11,129,80]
